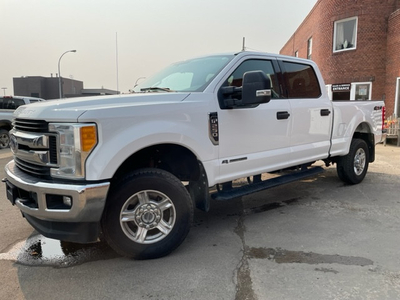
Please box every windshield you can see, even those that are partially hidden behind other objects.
[133,55,234,93]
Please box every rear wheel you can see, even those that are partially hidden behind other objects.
[101,168,193,259]
[336,138,369,184]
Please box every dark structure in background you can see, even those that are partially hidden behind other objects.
[13,76,118,100]
[280,0,400,117]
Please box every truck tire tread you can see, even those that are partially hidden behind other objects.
[101,168,193,259]
[336,138,369,184]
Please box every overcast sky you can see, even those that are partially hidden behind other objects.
[1,0,317,95]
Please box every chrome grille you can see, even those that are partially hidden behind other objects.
[15,158,51,177]
[13,118,48,133]
[12,118,58,178]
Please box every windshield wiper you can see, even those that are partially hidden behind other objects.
[140,87,174,92]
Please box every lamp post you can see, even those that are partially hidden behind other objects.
[58,50,76,99]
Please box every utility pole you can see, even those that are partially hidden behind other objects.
[116,32,119,94]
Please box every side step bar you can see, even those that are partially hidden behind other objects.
[211,166,324,201]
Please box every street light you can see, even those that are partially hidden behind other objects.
[58,50,76,99]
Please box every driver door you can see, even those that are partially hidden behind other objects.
[217,58,292,183]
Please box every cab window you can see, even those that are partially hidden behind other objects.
[224,59,281,99]
[282,61,321,98]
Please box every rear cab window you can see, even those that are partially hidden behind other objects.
[0,97,25,110]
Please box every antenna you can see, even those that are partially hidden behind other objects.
[242,37,246,51]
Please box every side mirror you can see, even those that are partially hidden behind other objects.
[242,71,271,105]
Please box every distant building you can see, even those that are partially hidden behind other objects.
[280,0,400,117]
[13,76,118,100]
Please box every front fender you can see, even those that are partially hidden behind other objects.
[85,119,217,181]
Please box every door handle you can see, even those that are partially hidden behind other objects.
[320,109,331,116]
[277,111,290,120]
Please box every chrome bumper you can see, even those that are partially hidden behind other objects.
[4,160,110,222]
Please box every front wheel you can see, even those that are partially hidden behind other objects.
[336,138,369,184]
[101,168,193,259]
[0,129,10,149]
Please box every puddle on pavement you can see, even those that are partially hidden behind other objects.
[247,247,373,266]
[13,235,120,268]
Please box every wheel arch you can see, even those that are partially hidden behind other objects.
[0,120,12,131]
[353,121,375,163]
[110,143,210,211]
[111,143,200,182]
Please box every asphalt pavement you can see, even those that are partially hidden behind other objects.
[0,143,399,300]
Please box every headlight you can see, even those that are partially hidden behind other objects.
[49,123,97,179]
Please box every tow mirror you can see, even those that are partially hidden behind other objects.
[242,71,271,105]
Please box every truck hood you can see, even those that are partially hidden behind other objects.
[13,92,190,121]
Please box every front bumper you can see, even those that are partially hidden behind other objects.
[4,160,110,224]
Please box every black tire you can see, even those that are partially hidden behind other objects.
[101,168,193,259]
[336,138,369,184]
[0,129,10,149]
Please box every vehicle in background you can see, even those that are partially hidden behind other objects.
[0,96,45,148]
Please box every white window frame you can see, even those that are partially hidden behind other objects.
[350,82,372,100]
[307,38,312,59]
[333,16,358,53]
[395,77,400,117]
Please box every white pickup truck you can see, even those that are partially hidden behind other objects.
[4,52,384,259]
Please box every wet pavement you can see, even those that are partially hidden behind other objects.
[0,235,119,268]
[1,144,400,300]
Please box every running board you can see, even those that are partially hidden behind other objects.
[211,166,324,201]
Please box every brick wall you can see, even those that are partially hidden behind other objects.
[280,0,400,115]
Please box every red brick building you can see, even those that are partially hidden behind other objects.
[280,0,400,117]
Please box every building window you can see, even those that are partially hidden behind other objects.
[331,82,371,100]
[351,82,371,100]
[307,38,312,59]
[333,17,358,52]
[294,51,298,57]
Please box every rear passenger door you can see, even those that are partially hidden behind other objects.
[279,60,333,165]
